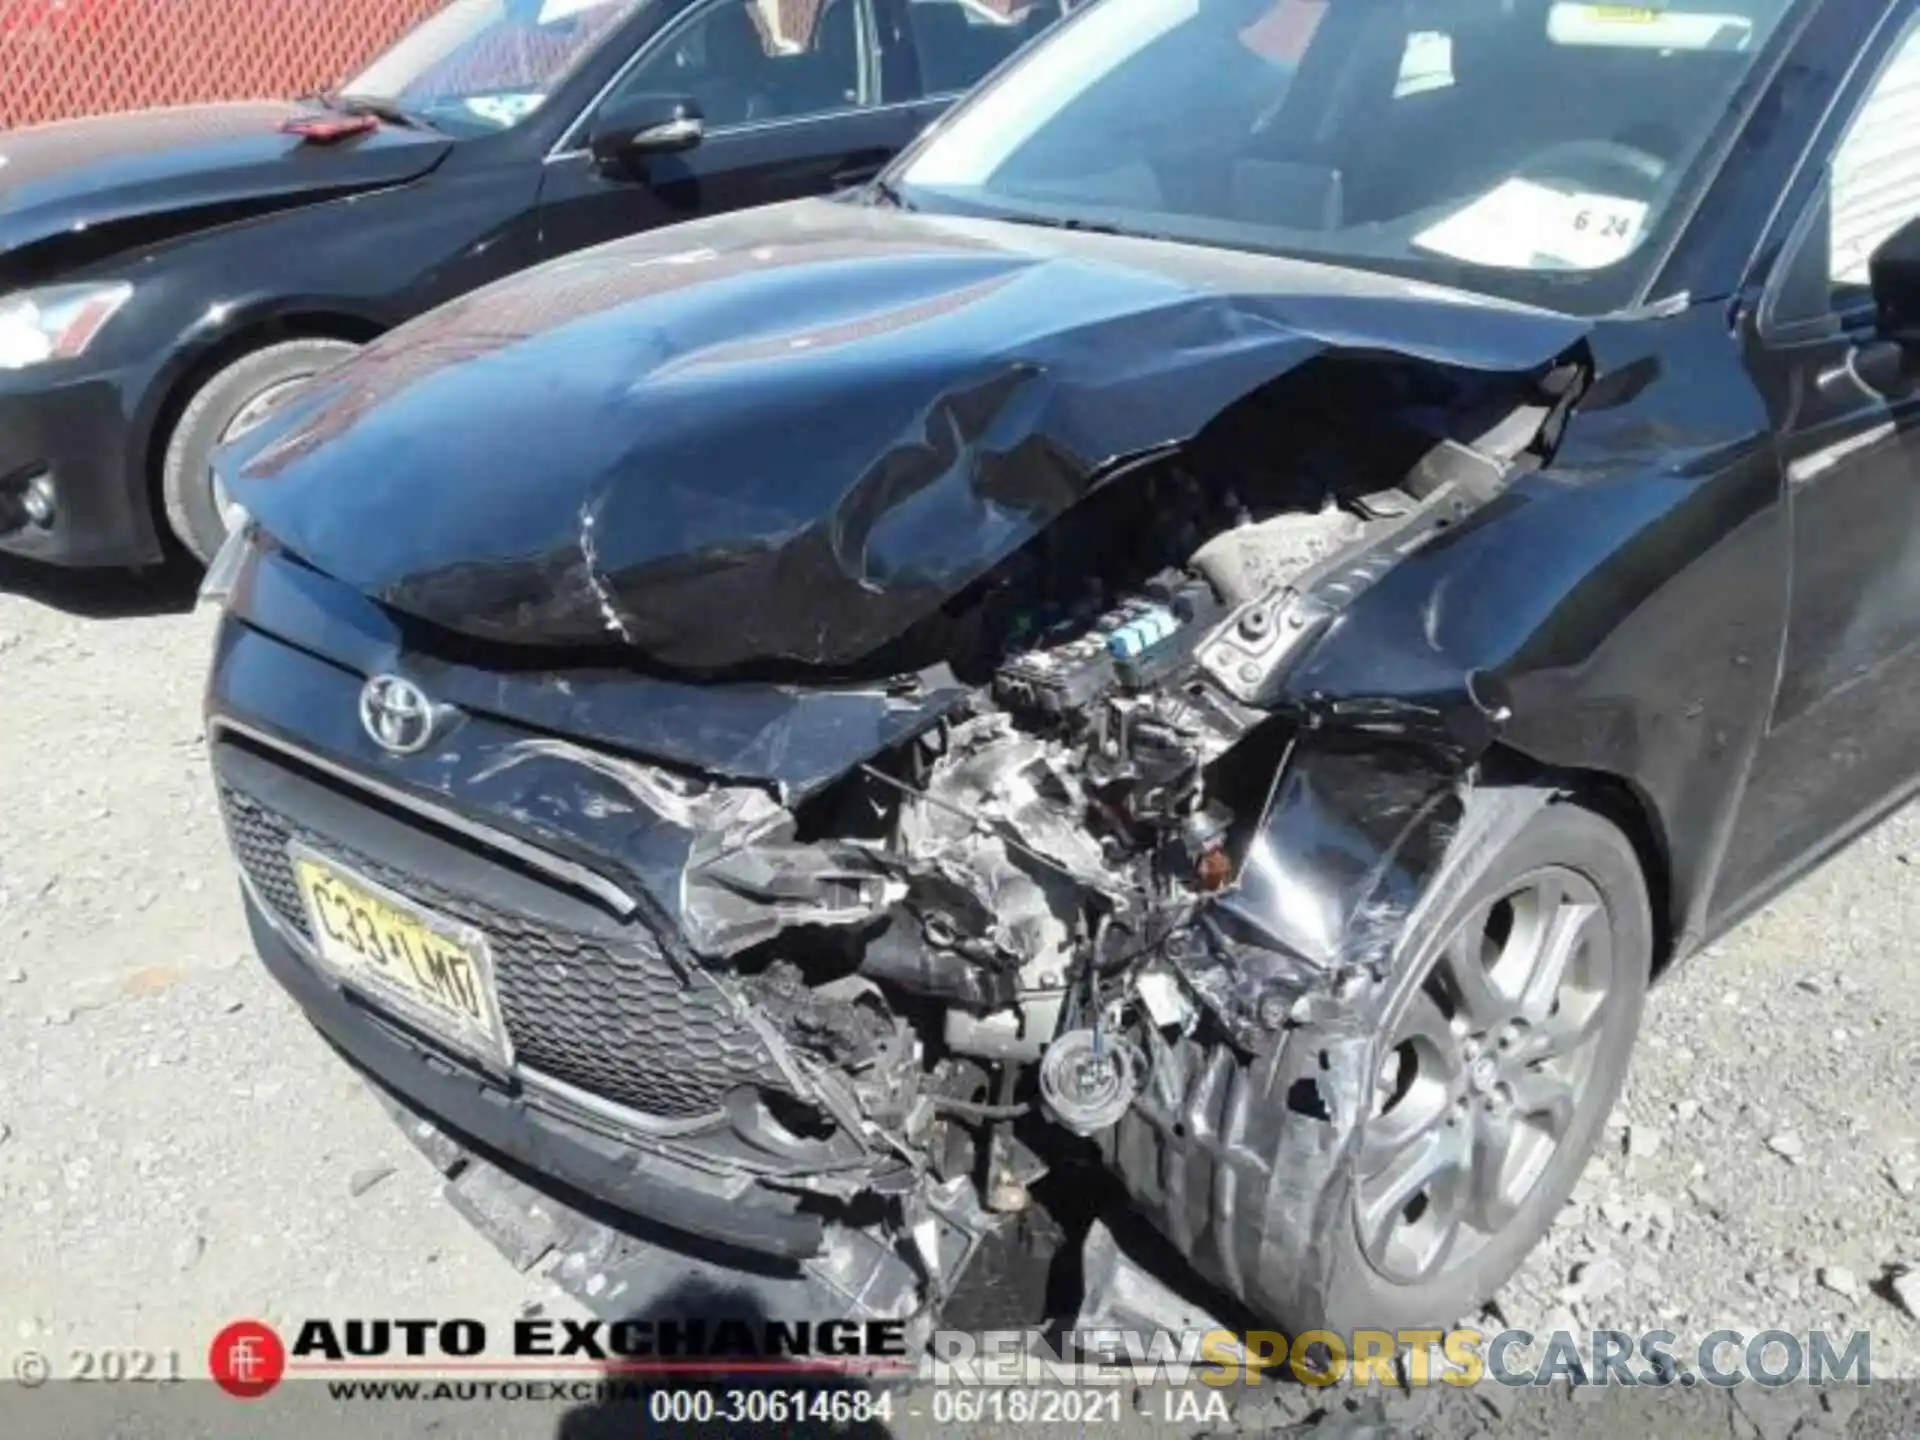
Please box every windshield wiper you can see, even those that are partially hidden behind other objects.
[866,178,918,212]
[995,211,1157,241]
[306,90,442,132]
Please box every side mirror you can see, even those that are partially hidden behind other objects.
[1868,215,1920,346]
[588,93,704,174]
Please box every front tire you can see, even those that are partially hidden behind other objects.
[160,338,358,563]
[1322,789,1652,1332]
[1103,786,1652,1336]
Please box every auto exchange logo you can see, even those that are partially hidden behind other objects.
[204,1315,915,1398]
[209,1319,287,1398]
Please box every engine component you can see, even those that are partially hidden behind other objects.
[995,635,1120,719]
[1199,588,1337,705]
[994,581,1221,721]
[985,1130,1050,1213]
[887,714,1123,989]
[1089,697,1215,825]
[860,914,1019,1009]
[944,990,1066,1061]
[743,962,897,1068]
[1104,603,1180,659]
[1039,1028,1146,1136]
[1189,504,1363,607]
[1133,967,1195,1031]
[1171,800,1235,891]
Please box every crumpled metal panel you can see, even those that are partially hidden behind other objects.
[228,537,973,798]
[220,195,1589,675]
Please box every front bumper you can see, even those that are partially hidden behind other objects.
[245,892,831,1260]
[230,763,989,1326]
[208,600,989,1323]
[361,1062,942,1331]
[0,363,164,567]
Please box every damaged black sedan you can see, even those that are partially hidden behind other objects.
[203,0,1920,1339]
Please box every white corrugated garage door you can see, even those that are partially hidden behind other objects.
[1831,24,1920,287]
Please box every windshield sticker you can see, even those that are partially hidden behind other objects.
[1393,31,1454,96]
[464,94,545,126]
[1414,178,1650,272]
[1548,3,1755,51]
[539,0,609,20]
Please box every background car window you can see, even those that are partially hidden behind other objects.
[349,0,643,133]
[606,0,863,127]
[1829,22,1920,293]
[907,0,1066,96]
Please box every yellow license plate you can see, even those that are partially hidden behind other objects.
[290,847,508,1064]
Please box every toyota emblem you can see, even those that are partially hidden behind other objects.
[358,674,441,756]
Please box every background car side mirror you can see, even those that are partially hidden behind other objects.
[1868,216,1920,346]
[588,94,704,176]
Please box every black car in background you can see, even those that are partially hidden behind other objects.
[0,0,1064,565]
[202,0,1920,1339]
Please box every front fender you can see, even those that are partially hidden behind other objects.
[1273,452,1785,957]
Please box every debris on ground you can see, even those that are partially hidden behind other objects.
[1818,1265,1861,1302]
[348,1165,396,1198]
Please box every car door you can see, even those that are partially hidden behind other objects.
[536,0,916,256]
[1712,3,1920,917]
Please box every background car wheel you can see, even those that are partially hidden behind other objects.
[161,338,358,563]
[1316,789,1653,1333]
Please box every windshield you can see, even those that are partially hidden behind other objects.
[344,0,641,134]
[896,0,1803,313]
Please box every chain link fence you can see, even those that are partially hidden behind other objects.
[0,0,1039,133]
[1,0,444,129]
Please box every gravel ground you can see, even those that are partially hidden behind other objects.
[0,564,576,1364]
[1,557,1916,1435]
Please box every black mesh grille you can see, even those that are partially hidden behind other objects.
[218,780,782,1119]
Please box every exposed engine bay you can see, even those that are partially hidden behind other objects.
[505,361,1589,1340]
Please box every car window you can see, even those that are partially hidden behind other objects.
[602,0,865,127]
[1763,13,1920,329]
[907,0,1067,96]
[1829,20,1920,294]
[349,0,643,134]
[896,0,1808,316]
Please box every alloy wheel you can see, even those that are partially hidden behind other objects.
[1355,866,1616,1285]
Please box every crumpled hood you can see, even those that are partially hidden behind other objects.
[222,197,1591,673]
[0,103,449,277]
